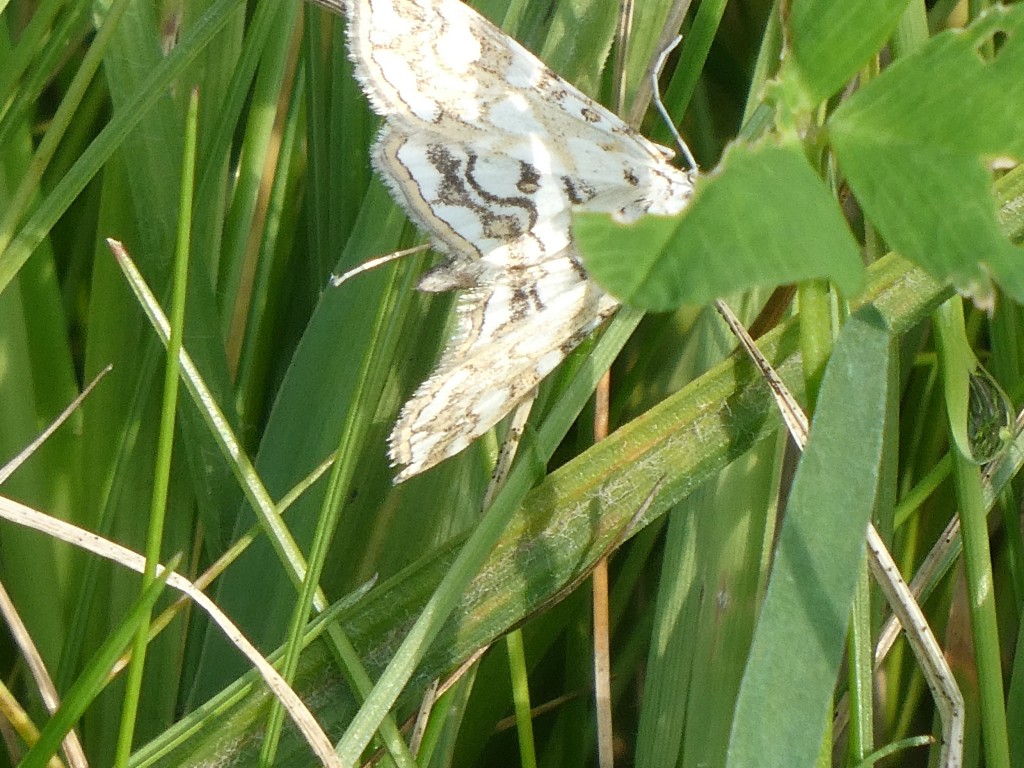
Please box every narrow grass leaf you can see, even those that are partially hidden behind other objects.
[1008,622,1024,767]
[726,307,891,768]
[20,562,174,768]
[140,253,944,766]
[0,0,239,291]
[574,142,864,310]
[655,0,728,140]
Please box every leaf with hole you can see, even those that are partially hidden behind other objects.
[574,142,864,311]
[829,6,1024,306]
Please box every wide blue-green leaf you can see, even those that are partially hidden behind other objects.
[727,306,892,768]
[829,6,1024,305]
[574,142,864,310]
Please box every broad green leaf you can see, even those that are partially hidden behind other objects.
[574,142,864,311]
[726,307,892,768]
[786,0,913,102]
[829,6,1024,305]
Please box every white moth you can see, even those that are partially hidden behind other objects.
[339,0,695,481]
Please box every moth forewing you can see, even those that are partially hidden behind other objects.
[339,0,694,480]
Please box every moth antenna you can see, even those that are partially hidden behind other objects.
[329,243,430,287]
[651,34,699,174]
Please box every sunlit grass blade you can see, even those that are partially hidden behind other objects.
[19,557,176,768]
[726,308,891,768]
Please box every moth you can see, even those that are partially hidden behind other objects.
[336,0,696,481]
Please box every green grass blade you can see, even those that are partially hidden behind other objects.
[20,560,175,768]
[114,87,199,767]
[726,307,891,768]
[0,0,238,292]
[140,249,952,766]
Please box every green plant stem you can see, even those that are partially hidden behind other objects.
[846,562,873,764]
[797,277,839,767]
[891,0,929,59]
[21,563,175,768]
[893,454,951,529]
[935,298,1011,768]
[112,89,199,768]
[950,447,1010,768]
[796,279,832,413]
[506,630,539,768]
[853,735,935,767]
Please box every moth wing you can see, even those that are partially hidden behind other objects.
[343,0,694,215]
[338,0,697,481]
[373,127,693,278]
[373,123,691,479]
[342,0,614,131]
[389,251,618,481]
[373,127,572,271]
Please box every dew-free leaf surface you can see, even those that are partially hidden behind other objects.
[727,307,892,768]
[574,143,864,310]
[829,6,1024,305]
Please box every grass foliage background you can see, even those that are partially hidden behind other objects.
[1,0,1023,766]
